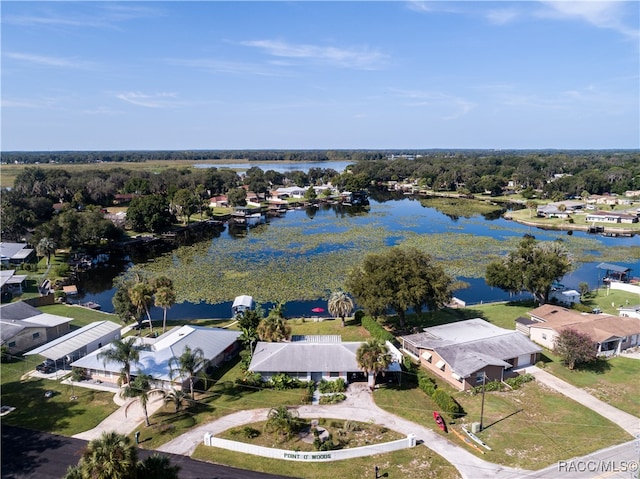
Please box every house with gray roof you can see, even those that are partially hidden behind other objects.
[249,335,402,387]
[400,319,541,391]
[0,302,73,355]
[71,325,240,390]
[0,242,35,266]
[0,270,28,296]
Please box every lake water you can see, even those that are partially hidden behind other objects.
[75,193,639,320]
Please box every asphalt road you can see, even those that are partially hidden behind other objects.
[1,424,294,479]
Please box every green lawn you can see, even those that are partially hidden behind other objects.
[0,359,119,436]
[39,304,118,328]
[542,353,640,417]
[375,377,632,470]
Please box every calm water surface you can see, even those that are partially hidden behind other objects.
[76,195,638,320]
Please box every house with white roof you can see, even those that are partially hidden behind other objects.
[0,302,73,355]
[0,270,28,296]
[249,335,402,387]
[400,319,541,391]
[24,320,121,366]
[71,325,241,390]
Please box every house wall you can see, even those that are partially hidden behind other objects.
[257,371,350,383]
[529,327,557,350]
[5,326,49,354]
[45,323,71,342]
[416,349,477,391]
[460,365,505,391]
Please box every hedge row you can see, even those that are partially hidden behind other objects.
[417,370,465,419]
[361,316,395,342]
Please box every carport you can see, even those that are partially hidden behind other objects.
[24,320,121,372]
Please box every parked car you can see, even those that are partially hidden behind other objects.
[36,359,55,374]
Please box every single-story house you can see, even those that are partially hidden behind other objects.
[208,195,229,208]
[549,287,581,306]
[618,305,640,320]
[587,194,619,206]
[400,319,541,391]
[536,201,583,219]
[71,325,241,390]
[585,211,638,224]
[0,242,35,266]
[274,186,308,199]
[24,320,121,367]
[519,304,640,356]
[0,302,73,355]
[0,270,28,295]
[249,335,402,387]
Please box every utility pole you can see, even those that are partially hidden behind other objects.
[479,371,486,431]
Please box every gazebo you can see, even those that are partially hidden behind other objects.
[597,263,632,283]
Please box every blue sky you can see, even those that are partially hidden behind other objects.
[2,1,639,151]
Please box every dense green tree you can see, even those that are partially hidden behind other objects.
[129,281,154,333]
[168,345,207,400]
[485,237,573,304]
[173,188,199,224]
[227,187,247,207]
[97,337,140,386]
[328,291,354,328]
[304,186,317,201]
[112,279,138,325]
[356,339,391,388]
[554,328,597,370]
[346,247,454,328]
[126,195,174,232]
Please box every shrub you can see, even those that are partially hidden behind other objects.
[319,393,346,404]
[361,316,395,342]
[70,367,86,382]
[535,360,546,369]
[417,370,437,396]
[54,264,70,277]
[505,373,534,389]
[242,426,261,439]
[432,389,464,419]
[354,310,365,323]
[318,378,347,394]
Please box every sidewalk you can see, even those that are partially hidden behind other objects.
[527,366,640,437]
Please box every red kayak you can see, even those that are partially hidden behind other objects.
[433,411,447,433]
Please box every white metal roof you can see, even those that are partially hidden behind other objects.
[22,313,73,328]
[24,320,121,360]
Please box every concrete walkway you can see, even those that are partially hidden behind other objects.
[527,366,640,437]
[73,395,166,441]
[157,384,527,479]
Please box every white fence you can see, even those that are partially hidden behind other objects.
[203,433,416,462]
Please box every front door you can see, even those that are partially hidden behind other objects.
[311,372,322,384]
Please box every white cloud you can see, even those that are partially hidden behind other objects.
[167,58,285,77]
[391,88,476,120]
[5,52,95,69]
[239,39,387,70]
[486,8,520,25]
[537,1,639,39]
[115,91,181,108]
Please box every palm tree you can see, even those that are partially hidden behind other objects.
[137,454,181,479]
[162,388,189,414]
[121,373,164,427]
[154,286,175,334]
[168,345,206,400]
[264,405,299,442]
[256,307,291,342]
[36,237,56,266]
[129,281,154,333]
[328,291,354,328]
[97,337,140,386]
[79,431,138,479]
[356,339,391,388]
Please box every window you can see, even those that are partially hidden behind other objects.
[32,332,40,339]
[329,372,340,378]
[435,360,445,371]
[8,341,16,348]
[421,352,432,363]
[476,372,485,384]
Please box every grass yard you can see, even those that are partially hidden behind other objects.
[39,304,118,328]
[541,352,640,417]
[375,378,632,470]
[0,359,118,436]
[287,317,372,341]
[192,442,461,479]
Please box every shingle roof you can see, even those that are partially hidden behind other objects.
[401,318,541,378]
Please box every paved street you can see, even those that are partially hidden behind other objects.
[2,424,293,479]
